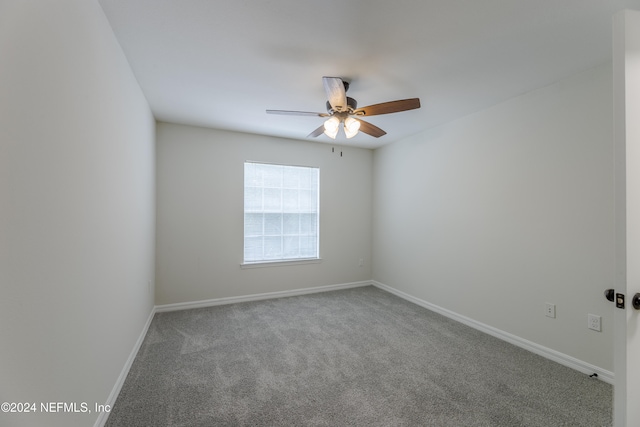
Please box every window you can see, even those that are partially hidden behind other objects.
[243,162,319,264]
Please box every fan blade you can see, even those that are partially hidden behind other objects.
[353,98,421,116]
[323,77,347,112]
[357,119,386,138]
[307,125,325,138]
[266,109,329,117]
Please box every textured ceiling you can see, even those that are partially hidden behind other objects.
[98,0,640,149]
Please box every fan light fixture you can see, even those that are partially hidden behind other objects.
[323,116,340,139]
[344,117,360,139]
[323,116,360,139]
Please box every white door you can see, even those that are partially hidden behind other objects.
[613,9,640,427]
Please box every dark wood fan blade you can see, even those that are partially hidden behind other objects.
[323,77,347,112]
[357,119,386,138]
[266,109,328,117]
[354,98,421,116]
[307,125,325,138]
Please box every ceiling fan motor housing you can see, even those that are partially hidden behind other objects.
[326,97,357,114]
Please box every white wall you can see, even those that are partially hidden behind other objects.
[0,2,155,426]
[372,64,615,371]
[156,123,372,305]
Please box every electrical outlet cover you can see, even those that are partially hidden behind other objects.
[588,314,601,332]
[545,303,556,318]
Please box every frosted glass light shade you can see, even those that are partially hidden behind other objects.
[323,116,340,139]
[344,117,360,138]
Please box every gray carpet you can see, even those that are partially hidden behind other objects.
[105,286,612,426]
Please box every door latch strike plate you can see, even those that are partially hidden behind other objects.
[616,293,625,309]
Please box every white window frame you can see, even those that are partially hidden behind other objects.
[242,161,320,267]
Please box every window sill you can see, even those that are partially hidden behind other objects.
[240,258,322,269]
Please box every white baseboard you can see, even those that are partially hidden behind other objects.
[155,280,373,313]
[94,306,156,427]
[372,280,614,384]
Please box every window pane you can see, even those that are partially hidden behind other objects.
[299,236,317,257]
[245,162,260,187]
[310,170,319,189]
[283,166,301,188]
[300,213,316,235]
[283,236,299,257]
[263,164,283,187]
[244,236,263,261]
[244,187,262,211]
[264,213,282,235]
[264,188,282,211]
[283,189,299,211]
[244,213,263,236]
[283,214,299,235]
[263,236,282,259]
[298,167,311,189]
[299,189,315,211]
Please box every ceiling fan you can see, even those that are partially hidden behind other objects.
[266,77,421,139]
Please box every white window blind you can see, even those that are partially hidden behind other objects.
[244,162,319,263]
